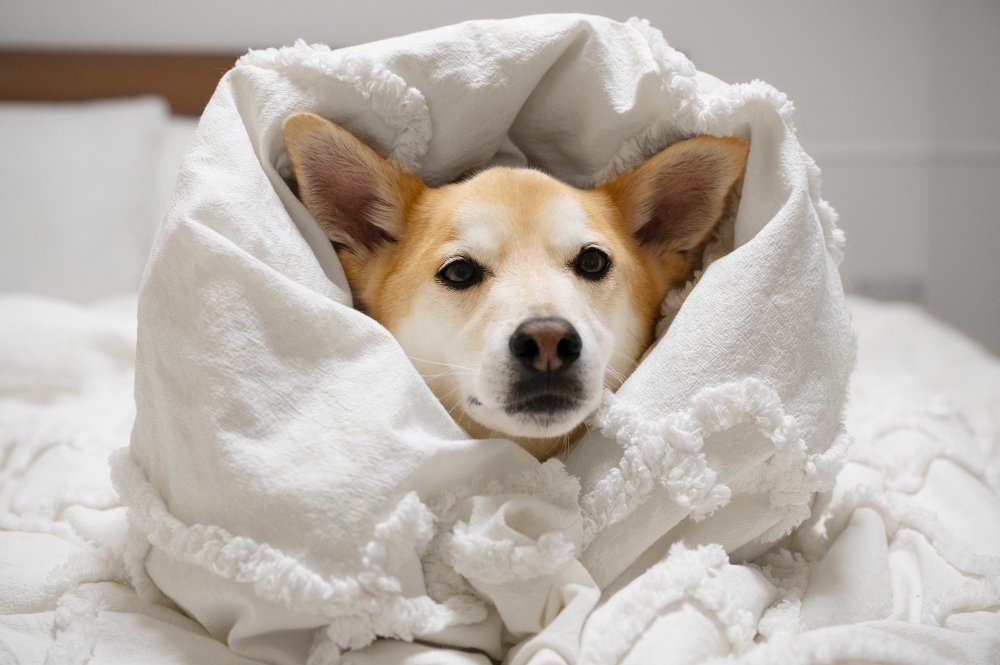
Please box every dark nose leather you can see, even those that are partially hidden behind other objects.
[508,317,582,372]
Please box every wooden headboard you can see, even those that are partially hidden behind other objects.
[0,50,240,115]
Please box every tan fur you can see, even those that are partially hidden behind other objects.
[283,113,749,459]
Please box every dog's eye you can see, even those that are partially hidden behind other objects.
[437,258,483,290]
[574,246,611,280]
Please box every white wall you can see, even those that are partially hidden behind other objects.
[924,2,1000,355]
[4,0,998,352]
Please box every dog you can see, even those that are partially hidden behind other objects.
[283,113,748,459]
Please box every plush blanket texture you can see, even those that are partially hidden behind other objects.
[2,295,998,664]
[2,13,997,665]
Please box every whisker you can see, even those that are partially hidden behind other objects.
[434,385,467,403]
[604,364,627,380]
[422,369,478,378]
[406,355,479,373]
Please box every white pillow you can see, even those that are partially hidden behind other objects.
[0,97,169,301]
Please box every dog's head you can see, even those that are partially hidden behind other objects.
[284,113,748,458]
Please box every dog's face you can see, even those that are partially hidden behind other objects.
[284,113,748,458]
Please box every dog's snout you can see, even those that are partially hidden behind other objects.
[509,317,582,372]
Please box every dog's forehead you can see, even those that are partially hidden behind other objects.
[447,176,596,257]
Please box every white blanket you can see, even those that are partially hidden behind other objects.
[121,14,852,663]
[3,13,997,665]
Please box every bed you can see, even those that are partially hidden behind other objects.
[1,20,999,664]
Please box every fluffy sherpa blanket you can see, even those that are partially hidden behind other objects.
[114,14,860,664]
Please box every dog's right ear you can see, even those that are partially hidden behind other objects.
[282,113,424,260]
[602,135,749,257]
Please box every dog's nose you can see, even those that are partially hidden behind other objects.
[509,317,582,372]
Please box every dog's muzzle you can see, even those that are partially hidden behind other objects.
[505,317,584,416]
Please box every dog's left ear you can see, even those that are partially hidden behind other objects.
[602,135,749,255]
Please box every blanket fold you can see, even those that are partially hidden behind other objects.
[117,14,856,664]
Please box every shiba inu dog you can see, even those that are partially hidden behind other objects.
[283,113,748,459]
